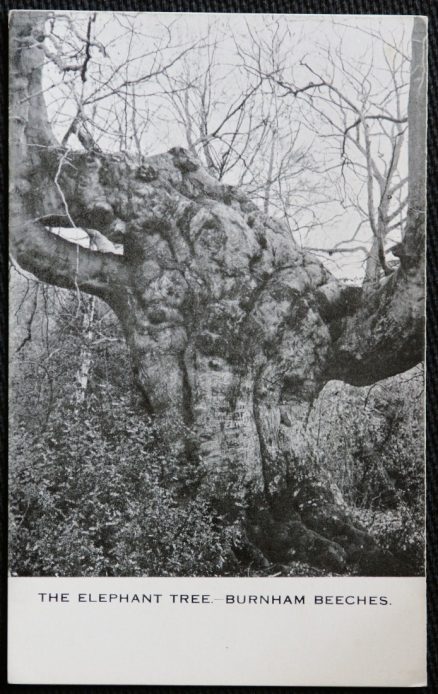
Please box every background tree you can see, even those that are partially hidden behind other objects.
[234,18,412,282]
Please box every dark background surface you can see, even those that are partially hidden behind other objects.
[0,0,436,691]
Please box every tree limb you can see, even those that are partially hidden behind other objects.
[10,213,127,304]
[322,262,424,386]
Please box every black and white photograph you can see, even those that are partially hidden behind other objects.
[9,10,426,580]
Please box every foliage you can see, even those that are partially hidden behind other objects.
[351,504,424,576]
[303,373,425,573]
[9,388,240,577]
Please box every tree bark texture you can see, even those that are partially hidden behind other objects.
[9,12,426,573]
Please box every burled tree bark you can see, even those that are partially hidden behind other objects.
[9,12,426,574]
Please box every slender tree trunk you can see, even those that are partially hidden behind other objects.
[74,295,95,405]
[263,130,276,215]
[403,17,427,264]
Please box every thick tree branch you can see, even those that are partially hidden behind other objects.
[322,264,424,386]
[10,214,127,304]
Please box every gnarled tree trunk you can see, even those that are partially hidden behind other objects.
[9,12,426,574]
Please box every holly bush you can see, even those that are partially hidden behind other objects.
[9,388,239,576]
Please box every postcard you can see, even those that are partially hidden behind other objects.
[8,10,426,686]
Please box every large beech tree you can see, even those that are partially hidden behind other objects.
[9,12,426,573]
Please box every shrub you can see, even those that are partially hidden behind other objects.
[9,389,239,576]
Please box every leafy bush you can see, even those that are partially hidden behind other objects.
[301,373,425,574]
[9,389,239,576]
[351,503,424,575]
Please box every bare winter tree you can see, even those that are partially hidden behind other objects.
[9,12,425,573]
[238,18,414,282]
